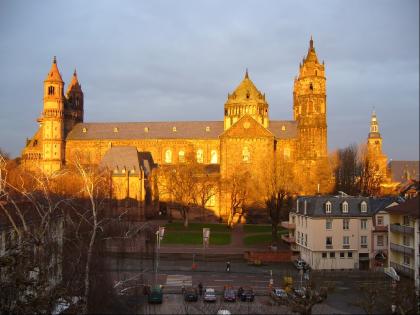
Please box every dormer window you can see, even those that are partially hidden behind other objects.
[360,201,367,213]
[172,126,177,132]
[82,127,87,133]
[113,127,119,133]
[325,201,332,213]
[341,201,348,213]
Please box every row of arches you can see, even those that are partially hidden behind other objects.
[164,149,218,164]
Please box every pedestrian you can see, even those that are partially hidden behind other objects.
[238,286,243,298]
[182,281,186,295]
[198,282,203,296]
[226,261,231,272]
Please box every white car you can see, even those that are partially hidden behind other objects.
[204,288,217,302]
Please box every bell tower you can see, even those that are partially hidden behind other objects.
[65,69,84,134]
[40,56,65,174]
[294,37,327,160]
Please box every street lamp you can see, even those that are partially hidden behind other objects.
[155,226,165,285]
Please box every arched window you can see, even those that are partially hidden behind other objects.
[283,147,290,160]
[325,201,332,213]
[48,86,55,95]
[164,149,172,164]
[341,201,349,213]
[178,150,185,163]
[242,146,250,162]
[360,201,367,213]
[196,149,204,163]
[210,150,218,164]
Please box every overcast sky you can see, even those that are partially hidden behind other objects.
[0,0,418,160]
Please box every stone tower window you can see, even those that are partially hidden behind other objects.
[82,127,87,133]
[48,86,55,95]
[165,149,172,164]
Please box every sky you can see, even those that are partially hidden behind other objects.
[0,0,418,160]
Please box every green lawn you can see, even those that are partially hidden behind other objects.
[243,230,289,246]
[164,222,230,233]
[243,224,287,234]
[161,231,231,245]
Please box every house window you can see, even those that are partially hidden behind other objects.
[210,150,218,164]
[178,150,185,163]
[361,219,367,230]
[377,216,383,226]
[403,215,410,226]
[242,146,250,162]
[325,201,332,213]
[329,252,335,258]
[361,236,368,247]
[377,235,384,247]
[403,235,410,246]
[360,201,367,213]
[297,232,300,244]
[326,236,332,248]
[348,252,353,258]
[403,254,410,265]
[340,252,345,259]
[343,219,349,230]
[341,201,349,213]
[164,149,172,163]
[322,252,327,258]
[326,219,332,230]
[343,236,350,248]
[196,149,204,163]
[305,234,307,246]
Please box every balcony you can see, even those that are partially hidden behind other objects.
[342,244,350,249]
[373,225,388,232]
[281,221,296,229]
[390,224,414,234]
[390,262,414,279]
[390,242,414,256]
[281,234,295,243]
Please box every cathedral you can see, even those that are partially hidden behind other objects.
[21,38,387,218]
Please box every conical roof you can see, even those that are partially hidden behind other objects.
[45,56,63,82]
[67,69,82,94]
[229,70,264,101]
[304,37,319,64]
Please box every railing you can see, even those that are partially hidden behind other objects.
[342,244,350,249]
[390,224,414,234]
[390,242,414,256]
[390,262,414,278]
[373,225,388,232]
[281,221,296,229]
[326,244,333,249]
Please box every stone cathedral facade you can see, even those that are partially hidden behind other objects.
[21,39,343,216]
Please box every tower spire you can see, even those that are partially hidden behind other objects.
[310,35,313,49]
[245,68,249,79]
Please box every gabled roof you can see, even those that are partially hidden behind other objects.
[66,121,224,140]
[220,115,274,138]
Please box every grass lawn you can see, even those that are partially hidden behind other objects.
[161,231,231,245]
[243,224,287,234]
[164,222,230,233]
[243,230,289,246]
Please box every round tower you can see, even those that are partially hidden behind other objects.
[294,37,328,160]
[41,56,65,174]
[224,70,269,130]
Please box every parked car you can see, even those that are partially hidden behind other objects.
[271,288,288,303]
[239,287,255,302]
[147,286,163,304]
[203,288,217,302]
[292,287,306,299]
[223,286,236,302]
[184,287,198,302]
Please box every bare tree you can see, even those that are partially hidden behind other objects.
[334,144,361,195]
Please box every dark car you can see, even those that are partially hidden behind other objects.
[223,287,236,302]
[148,286,163,304]
[184,287,198,302]
[239,287,255,302]
[271,288,288,304]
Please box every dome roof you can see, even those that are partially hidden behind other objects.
[45,56,63,83]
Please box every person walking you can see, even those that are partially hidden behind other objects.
[226,261,231,272]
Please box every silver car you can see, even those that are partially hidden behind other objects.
[204,288,217,302]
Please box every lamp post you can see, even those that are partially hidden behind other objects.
[155,226,165,285]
